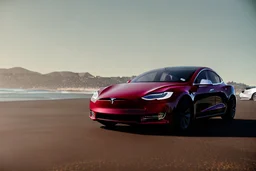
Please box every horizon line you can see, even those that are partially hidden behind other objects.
[0,66,252,85]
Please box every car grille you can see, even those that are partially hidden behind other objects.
[96,113,141,122]
[97,98,143,109]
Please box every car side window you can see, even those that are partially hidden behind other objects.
[194,71,207,84]
[207,71,221,84]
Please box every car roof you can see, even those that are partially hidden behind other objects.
[140,66,211,76]
[246,86,256,89]
[164,66,205,71]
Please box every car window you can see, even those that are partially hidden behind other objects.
[159,72,181,82]
[159,72,168,81]
[131,67,197,83]
[194,71,207,84]
[135,71,158,82]
[207,71,221,84]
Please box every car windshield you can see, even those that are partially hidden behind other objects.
[131,67,197,83]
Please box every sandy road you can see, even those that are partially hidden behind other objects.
[0,99,255,171]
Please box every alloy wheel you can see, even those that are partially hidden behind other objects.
[222,97,236,121]
[180,107,191,130]
[253,94,256,101]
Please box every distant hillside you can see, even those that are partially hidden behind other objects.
[0,67,251,92]
[0,67,135,89]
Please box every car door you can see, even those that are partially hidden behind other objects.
[206,70,227,114]
[192,70,217,118]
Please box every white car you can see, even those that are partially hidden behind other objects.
[239,86,256,101]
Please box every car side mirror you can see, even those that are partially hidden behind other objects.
[127,80,131,83]
[199,79,213,86]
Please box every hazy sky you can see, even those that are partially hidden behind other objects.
[0,0,256,85]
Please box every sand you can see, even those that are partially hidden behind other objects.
[0,99,255,171]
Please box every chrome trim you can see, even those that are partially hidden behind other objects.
[98,98,125,101]
[192,68,224,86]
[110,98,116,104]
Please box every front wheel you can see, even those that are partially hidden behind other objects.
[221,96,236,121]
[171,98,193,134]
[252,93,256,101]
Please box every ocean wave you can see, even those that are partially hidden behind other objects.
[0,89,53,94]
[0,88,27,92]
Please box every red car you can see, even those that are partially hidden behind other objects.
[89,66,236,132]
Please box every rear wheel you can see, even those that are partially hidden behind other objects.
[252,93,256,101]
[221,96,236,121]
[98,121,116,128]
[171,97,193,134]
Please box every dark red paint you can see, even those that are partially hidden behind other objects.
[89,66,236,129]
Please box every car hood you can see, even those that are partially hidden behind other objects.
[98,82,186,99]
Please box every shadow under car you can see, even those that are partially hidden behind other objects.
[100,118,256,137]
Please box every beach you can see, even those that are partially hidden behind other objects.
[0,99,255,171]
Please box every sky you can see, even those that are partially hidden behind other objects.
[0,0,256,85]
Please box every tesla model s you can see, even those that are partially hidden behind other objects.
[89,66,236,132]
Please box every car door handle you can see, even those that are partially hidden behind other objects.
[209,89,214,92]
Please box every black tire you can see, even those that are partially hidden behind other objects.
[98,121,116,128]
[129,124,141,128]
[171,97,194,134]
[221,96,236,121]
[252,93,256,101]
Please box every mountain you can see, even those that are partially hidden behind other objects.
[0,67,251,92]
[0,67,134,89]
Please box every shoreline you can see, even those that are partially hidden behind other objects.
[0,88,93,102]
[0,87,100,92]
[0,98,90,104]
[0,95,92,103]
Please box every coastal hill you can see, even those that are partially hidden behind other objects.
[0,67,135,90]
[0,67,250,93]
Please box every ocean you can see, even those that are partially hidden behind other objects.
[0,88,93,102]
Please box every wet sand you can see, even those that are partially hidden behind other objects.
[0,99,255,171]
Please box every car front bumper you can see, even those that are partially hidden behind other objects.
[89,100,175,125]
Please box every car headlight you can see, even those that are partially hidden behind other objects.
[142,92,173,100]
[91,91,99,102]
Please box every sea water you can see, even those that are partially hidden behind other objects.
[0,88,93,101]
